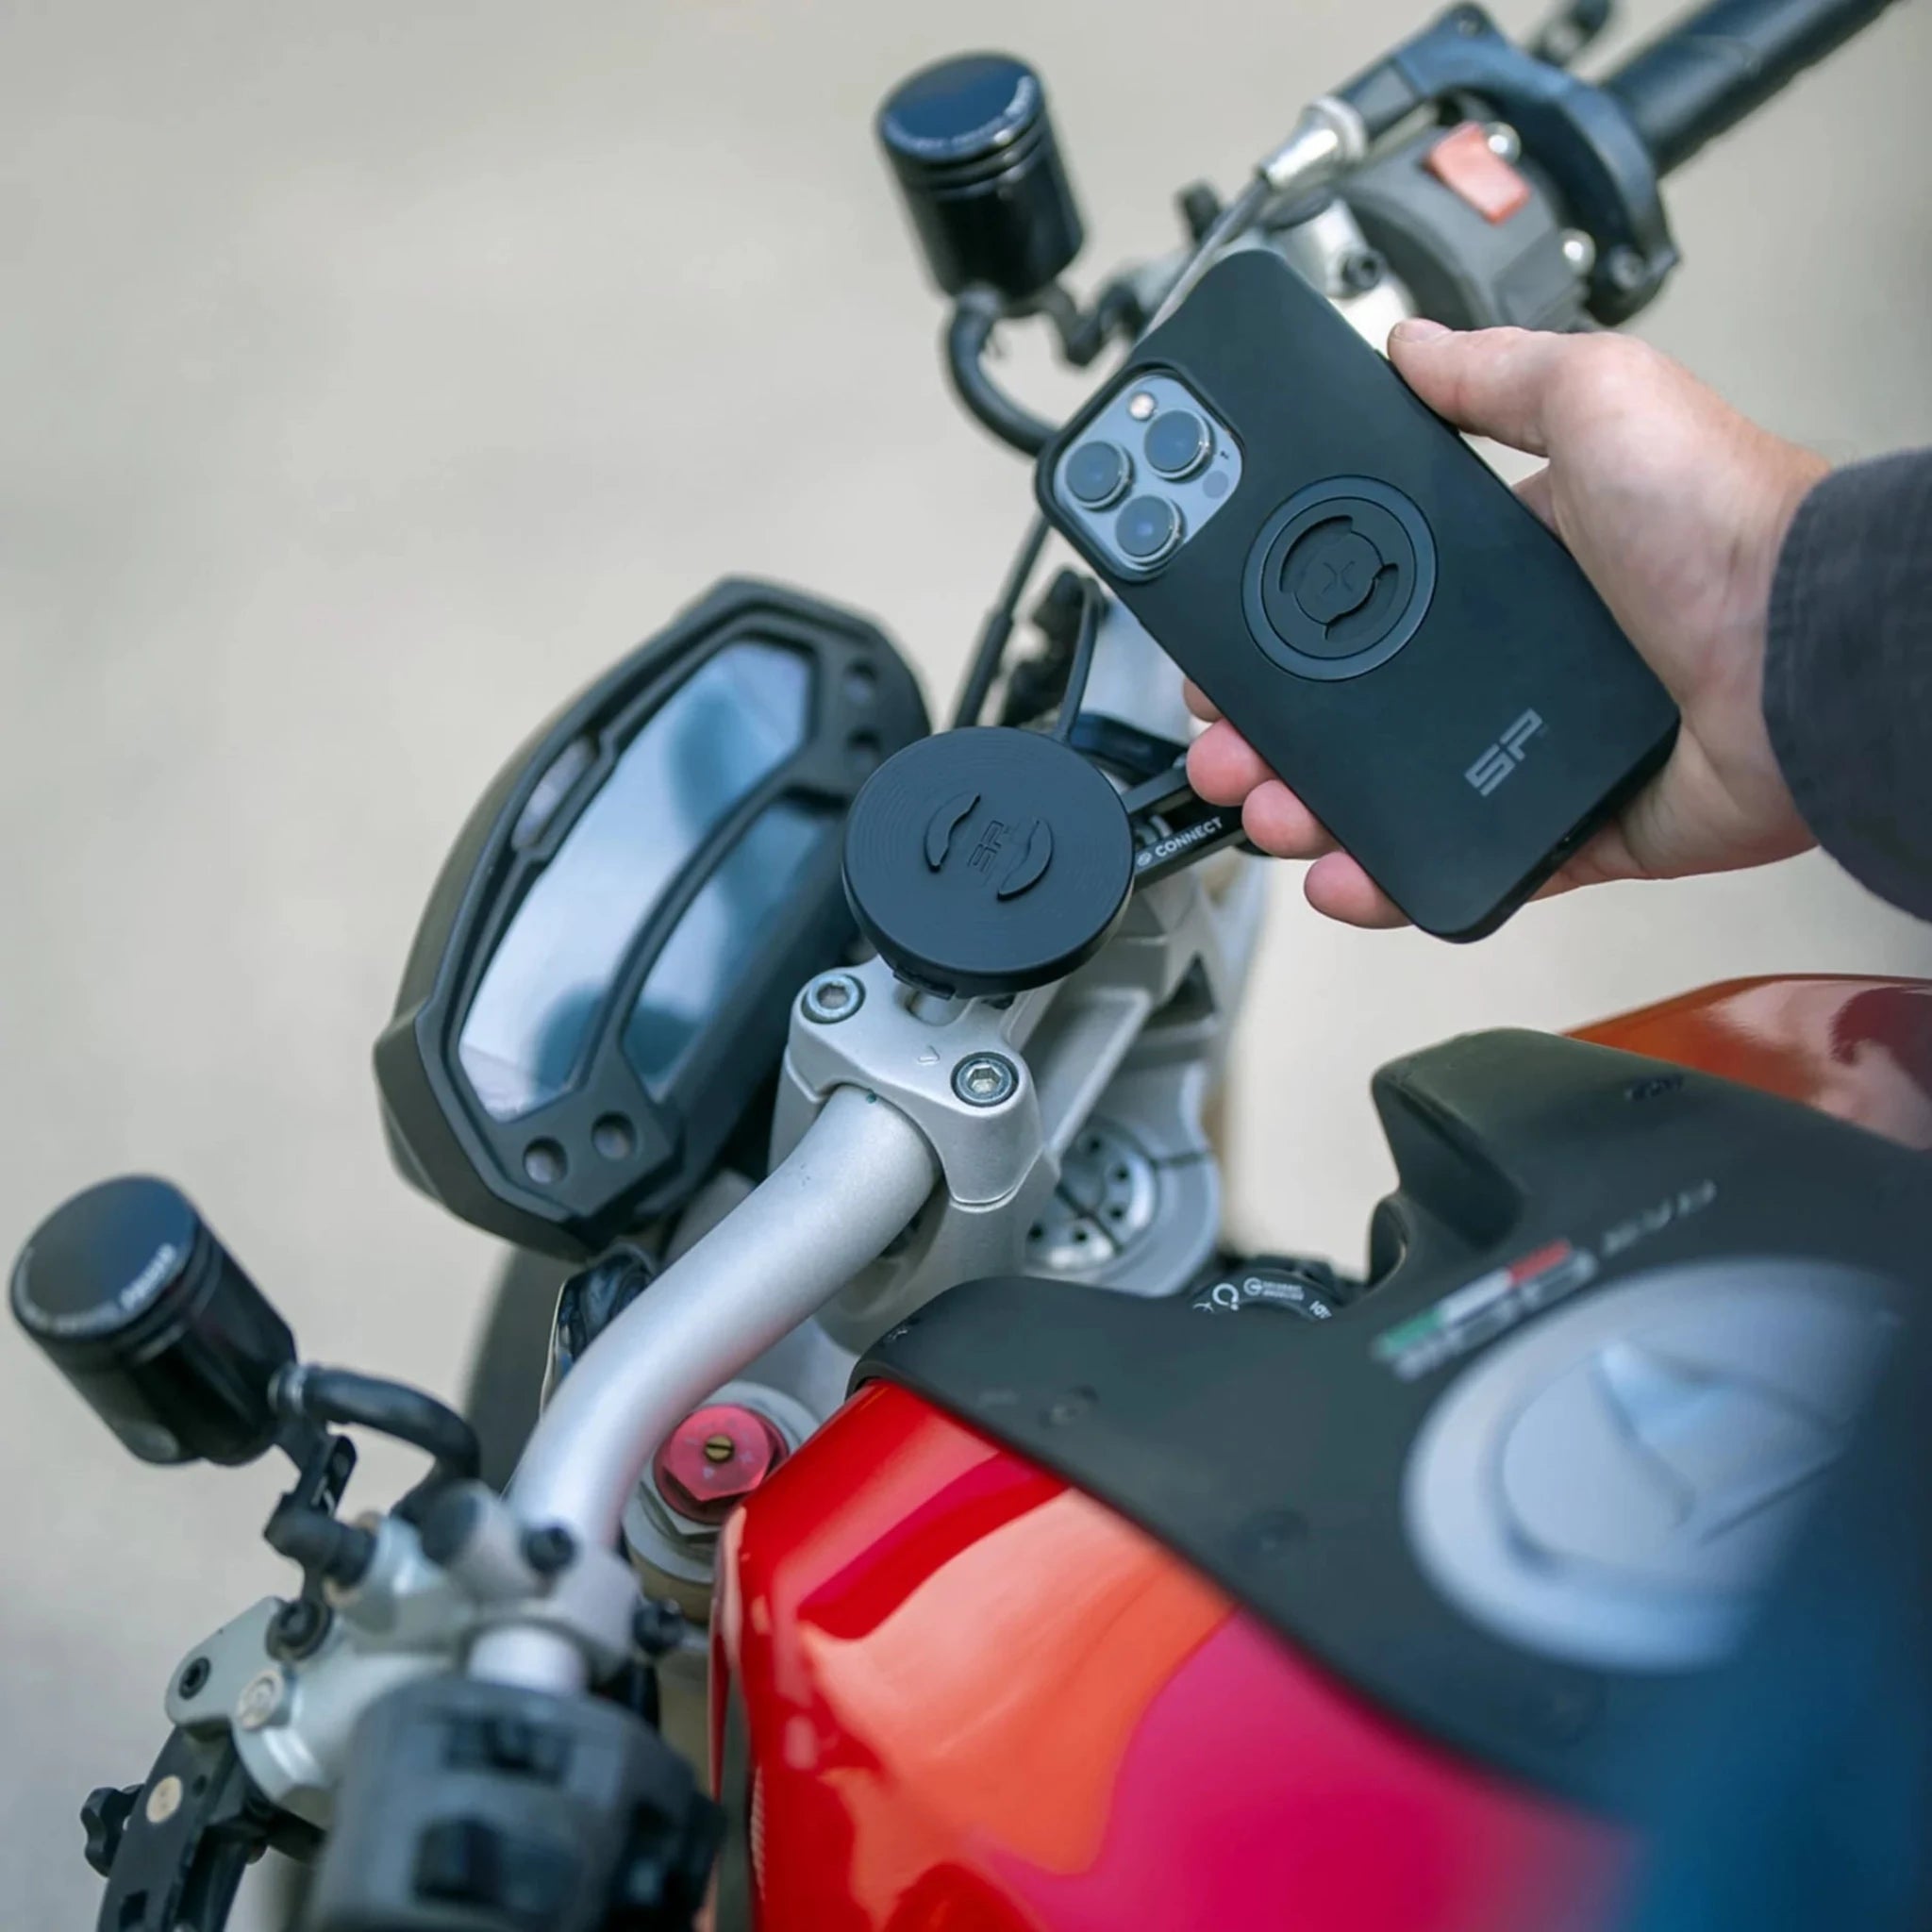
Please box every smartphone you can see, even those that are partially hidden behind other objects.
[1035,249,1678,940]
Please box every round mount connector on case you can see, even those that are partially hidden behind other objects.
[1243,477,1439,681]
[842,727,1134,999]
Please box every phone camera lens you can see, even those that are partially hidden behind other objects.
[1144,410,1211,480]
[1115,494,1183,565]
[1065,441,1131,509]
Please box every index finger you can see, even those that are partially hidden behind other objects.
[1182,678,1221,724]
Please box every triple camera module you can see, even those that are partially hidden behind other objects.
[1049,373,1243,576]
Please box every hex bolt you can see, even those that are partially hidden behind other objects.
[953,1053,1019,1108]
[522,1524,577,1576]
[802,973,864,1024]
[144,1775,184,1826]
[268,1596,328,1658]
[175,1657,211,1701]
[634,1596,689,1658]
[654,1404,790,1525]
[1338,247,1386,295]
[235,1667,290,1733]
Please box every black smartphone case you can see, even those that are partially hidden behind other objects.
[1035,251,1679,939]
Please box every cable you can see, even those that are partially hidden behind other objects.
[944,292,1057,457]
[951,511,1051,728]
[1055,577,1105,742]
[1142,175,1272,334]
[278,1364,482,1507]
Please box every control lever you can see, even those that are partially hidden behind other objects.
[81,1728,310,1932]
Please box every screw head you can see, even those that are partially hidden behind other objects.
[1483,121,1521,163]
[1559,228,1597,276]
[268,1595,328,1658]
[802,973,864,1024]
[235,1668,290,1733]
[522,1524,577,1576]
[633,1596,689,1658]
[653,1403,790,1525]
[144,1774,184,1825]
[175,1657,211,1701]
[1338,248,1386,295]
[953,1053,1020,1108]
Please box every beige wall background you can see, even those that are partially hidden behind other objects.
[3,1,1928,1923]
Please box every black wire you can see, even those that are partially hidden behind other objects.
[1055,577,1105,742]
[285,1366,482,1506]
[951,511,1051,728]
[944,292,1057,457]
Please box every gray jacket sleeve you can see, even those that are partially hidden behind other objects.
[1762,449,1932,920]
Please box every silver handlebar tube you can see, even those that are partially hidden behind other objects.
[470,1084,938,1690]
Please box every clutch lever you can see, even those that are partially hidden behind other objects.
[1124,764,1253,886]
[83,1726,313,1932]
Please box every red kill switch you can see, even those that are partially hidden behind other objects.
[1425,121,1533,225]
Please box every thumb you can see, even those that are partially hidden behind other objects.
[1387,321,1585,458]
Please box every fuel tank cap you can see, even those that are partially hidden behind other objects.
[842,727,1133,998]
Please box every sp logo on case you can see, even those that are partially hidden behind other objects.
[1465,710,1548,796]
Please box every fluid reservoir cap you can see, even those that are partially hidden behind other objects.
[842,727,1133,999]
[878,52,1040,164]
[10,1175,296,1465]
[876,53,1084,301]
[11,1174,199,1342]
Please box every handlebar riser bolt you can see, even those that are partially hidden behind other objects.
[953,1053,1020,1108]
[803,974,865,1024]
[235,1667,291,1732]
[654,1403,790,1524]
[522,1524,577,1575]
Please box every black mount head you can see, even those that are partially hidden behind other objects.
[842,727,1134,1000]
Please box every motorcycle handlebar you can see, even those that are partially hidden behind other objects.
[1603,0,1903,175]
[495,1084,936,1590]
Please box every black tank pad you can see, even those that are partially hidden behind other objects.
[859,1028,1932,1815]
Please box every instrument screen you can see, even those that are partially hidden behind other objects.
[458,642,809,1121]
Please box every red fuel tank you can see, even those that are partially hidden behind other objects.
[714,1381,1621,1930]
[712,976,1932,1929]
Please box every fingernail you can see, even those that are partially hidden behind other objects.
[1389,318,1450,346]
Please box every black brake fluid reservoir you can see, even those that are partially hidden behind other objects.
[9,1176,295,1465]
[877,53,1084,302]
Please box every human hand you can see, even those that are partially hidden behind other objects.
[1187,322,1831,927]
